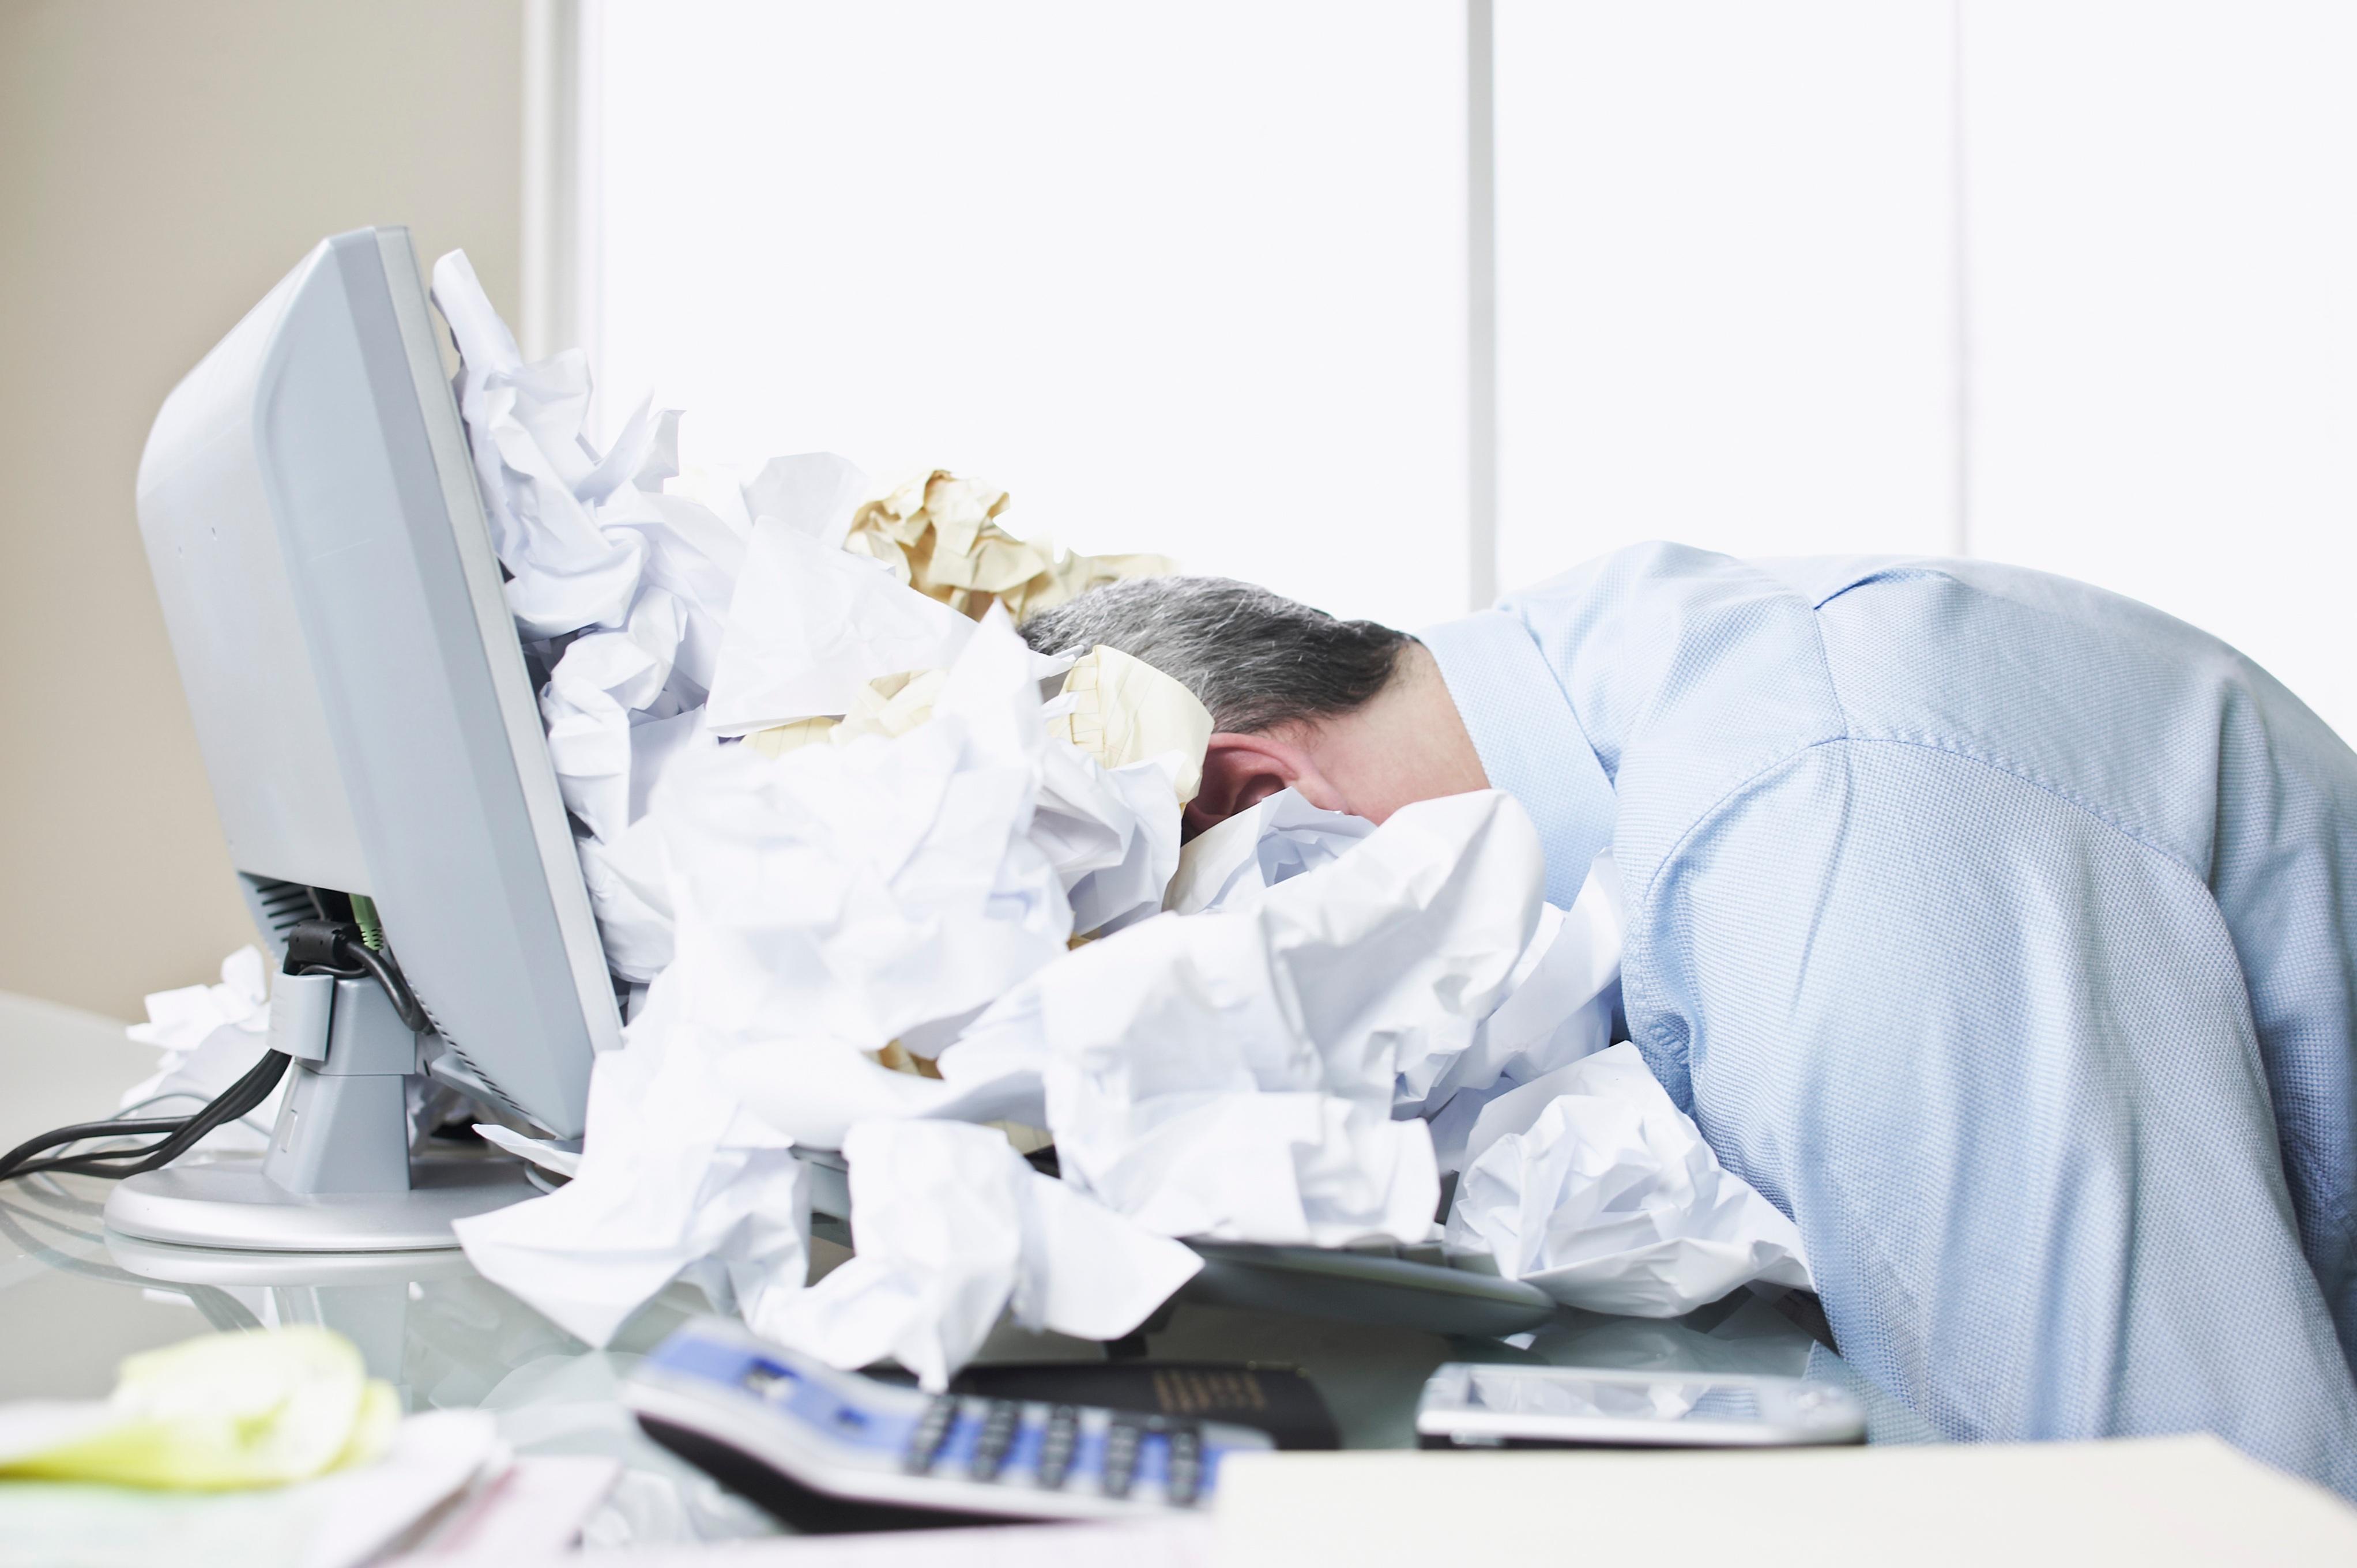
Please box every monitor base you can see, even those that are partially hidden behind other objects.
[103,1155,537,1253]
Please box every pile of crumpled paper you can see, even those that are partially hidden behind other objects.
[382,254,1813,1386]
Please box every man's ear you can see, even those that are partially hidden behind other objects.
[1184,731,1343,838]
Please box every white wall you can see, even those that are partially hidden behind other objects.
[1494,1,1961,583]
[1964,1,2357,738]
[0,0,524,1018]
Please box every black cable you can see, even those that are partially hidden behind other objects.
[344,940,429,1033]
[0,901,430,1189]
[0,1049,291,1185]
[0,1115,187,1172]
[33,1051,288,1177]
[283,917,429,1033]
[2,1053,286,1181]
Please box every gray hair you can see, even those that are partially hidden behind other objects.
[1021,575,1411,734]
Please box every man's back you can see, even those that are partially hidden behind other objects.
[1428,542,2357,1494]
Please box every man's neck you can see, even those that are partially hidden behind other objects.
[1293,640,1490,822]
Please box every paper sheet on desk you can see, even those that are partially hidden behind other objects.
[0,1327,399,1490]
[1443,1043,1813,1314]
[499,1519,1215,1568]
[1210,1438,2357,1567]
[0,1409,497,1568]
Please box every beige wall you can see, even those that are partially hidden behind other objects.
[0,0,524,1020]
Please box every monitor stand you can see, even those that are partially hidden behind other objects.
[104,975,538,1252]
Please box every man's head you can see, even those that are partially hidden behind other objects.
[1022,576,1488,835]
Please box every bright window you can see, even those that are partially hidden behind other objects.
[587,1,2357,738]
[595,0,1469,631]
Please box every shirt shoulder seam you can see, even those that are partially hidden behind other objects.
[1839,732,2202,880]
[1634,732,2202,921]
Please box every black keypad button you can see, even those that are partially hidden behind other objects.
[1037,1405,1080,1490]
[903,1395,959,1475]
[1164,1423,1204,1506]
[968,1400,1021,1481]
[1101,1417,1144,1499]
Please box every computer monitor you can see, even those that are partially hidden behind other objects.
[110,227,620,1250]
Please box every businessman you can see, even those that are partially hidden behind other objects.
[1021,544,2357,1497]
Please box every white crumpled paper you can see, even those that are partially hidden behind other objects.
[701,518,977,737]
[1155,789,1622,1125]
[1031,742,1186,939]
[760,1120,1200,1390]
[434,255,649,642]
[538,591,696,846]
[1161,787,1373,917]
[435,253,890,980]
[118,945,280,1152]
[1406,850,1626,1132]
[1443,1043,1813,1315]
[457,613,1193,1345]
[453,1015,811,1349]
[1042,645,1214,808]
[668,610,1072,1062]
[943,790,1549,1247]
[573,807,685,986]
[741,451,868,550]
[455,616,1060,1343]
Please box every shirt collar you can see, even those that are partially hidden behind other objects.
[1416,609,1616,907]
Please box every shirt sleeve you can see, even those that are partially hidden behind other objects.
[1628,734,2357,1497]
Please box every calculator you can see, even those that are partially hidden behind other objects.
[624,1318,1276,1531]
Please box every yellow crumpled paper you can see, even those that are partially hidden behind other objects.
[0,1326,397,1491]
[744,714,841,758]
[748,648,1212,811]
[842,469,1174,623]
[1047,644,1214,806]
[743,668,950,757]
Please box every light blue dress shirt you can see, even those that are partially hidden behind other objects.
[1421,544,2357,1497]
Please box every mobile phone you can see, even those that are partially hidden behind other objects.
[1414,1363,1867,1449]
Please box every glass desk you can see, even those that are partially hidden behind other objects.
[0,996,1928,1549]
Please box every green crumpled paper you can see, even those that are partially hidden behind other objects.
[0,1326,397,1490]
